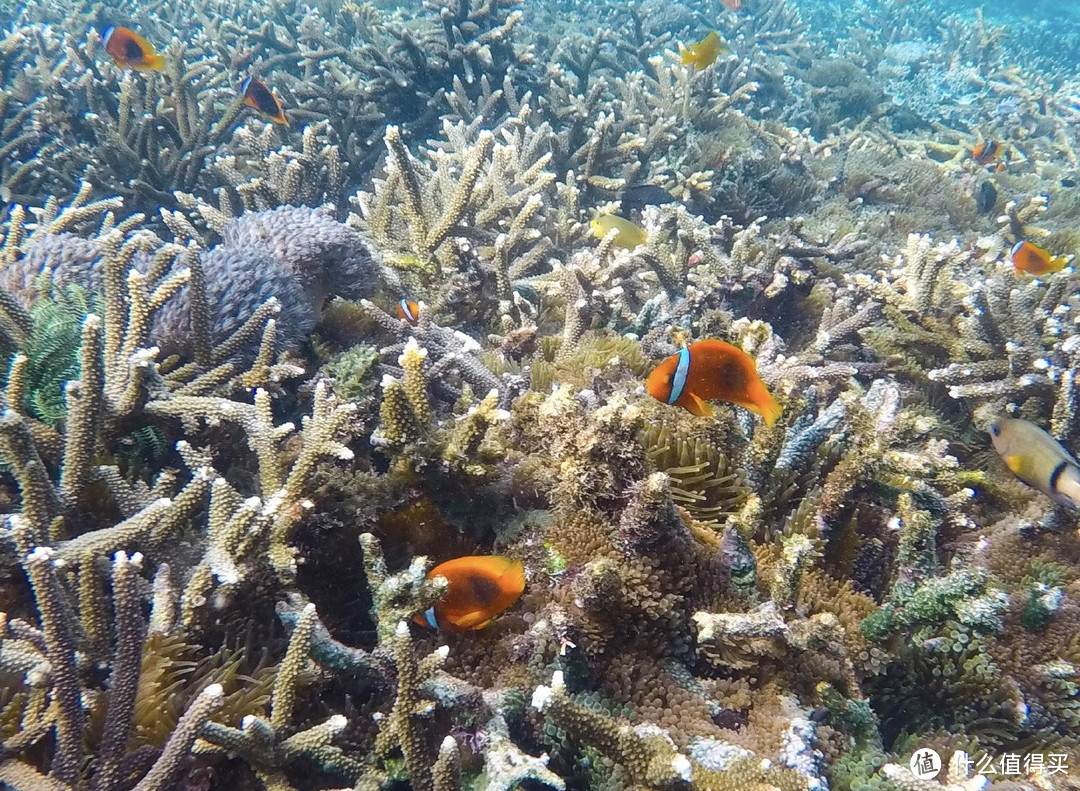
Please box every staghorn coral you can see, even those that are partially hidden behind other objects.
[0,549,231,791]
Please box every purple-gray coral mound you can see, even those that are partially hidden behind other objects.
[152,246,313,359]
[0,206,382,360]
[0,233,103,306]
[219,206,378,304]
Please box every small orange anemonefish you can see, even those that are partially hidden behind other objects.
[397,298,420,325]
[721,0,742,9]
[102,25,165,72]
[414,555,526,632]
[971,140,1003,167]
[646,339,782,426]
[1010,240,1068,276]
[241,76,289,126]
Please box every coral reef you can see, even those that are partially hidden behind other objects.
[2,0,1080,788]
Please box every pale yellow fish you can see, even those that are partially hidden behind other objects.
[680,31,728,71]
[988,417,1080,507]
[590,214,647,249]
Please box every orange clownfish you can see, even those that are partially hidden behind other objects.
[971,140,1003,167]
[722,0,742,9]
[241,76,289,126]
[679,32,729,71]
[397,298,420,325]
[415,555,526,632]
[102,26,165,71]
[1010,240,1067,276]
[646,339,781,426]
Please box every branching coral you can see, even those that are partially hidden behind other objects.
[2,0,1080,789]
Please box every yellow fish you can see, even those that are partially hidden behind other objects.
[590,214,647,249]
[680,31,728,71]
[989,418,1080,507]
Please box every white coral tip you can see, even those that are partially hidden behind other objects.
[26,547,56,563]
[203,683,224,698]
[672,754,692,782]
[531,684,554,711]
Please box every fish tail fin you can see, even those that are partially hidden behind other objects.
[145,53,165,71]
[499,558,526,587]
[1054,464,1080,508]
[679,47,695,66]
[1051,255,1069,272]
[758,393,782,427]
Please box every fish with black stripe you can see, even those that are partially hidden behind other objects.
[988,417,1080,507]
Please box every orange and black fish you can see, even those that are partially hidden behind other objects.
[397,298,420,325]
[241,76,289,126]
[972,140,1003,167]
[102,26,165,71]
[646,339,781,426]
[414,555,526,632]
[1010,240,1067,276]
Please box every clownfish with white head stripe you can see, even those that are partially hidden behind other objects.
[414,555,526,632]
[646,339,781,426]
[101,25,164,71]
[397,298,420,325]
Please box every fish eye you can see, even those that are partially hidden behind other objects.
[989,422,1000,437]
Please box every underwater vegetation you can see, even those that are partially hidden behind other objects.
[3,0,1080,789]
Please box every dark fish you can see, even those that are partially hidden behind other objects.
[241,76,289,126]
[620,183,677,216]
[975,180,997,214]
